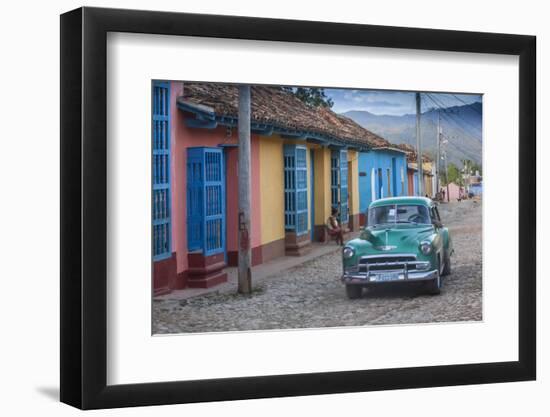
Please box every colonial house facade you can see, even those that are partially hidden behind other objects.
[396,143,436,198]
[357,147,409,226]
[152,81,427,295]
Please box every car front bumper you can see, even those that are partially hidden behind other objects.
[342,269,438,285]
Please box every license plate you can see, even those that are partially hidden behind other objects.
[372,272,400,282]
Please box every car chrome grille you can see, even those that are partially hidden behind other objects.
[358,254,417,273]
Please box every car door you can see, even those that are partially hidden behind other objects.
[429,205,444,256]
[432,205,450,254]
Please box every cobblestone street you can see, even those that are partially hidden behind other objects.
[153,200,482,334]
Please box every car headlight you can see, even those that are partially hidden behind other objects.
[419,241,432,255]
[343,246,355,259]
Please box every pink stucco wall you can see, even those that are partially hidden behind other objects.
[445,182,464,202]
[170,81,262,274]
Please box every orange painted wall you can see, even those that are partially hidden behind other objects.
[225,148,239,253]
[224,140,262,254]
[170,81,261,275]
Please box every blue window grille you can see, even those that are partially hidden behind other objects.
[331,149,349,224]
[330,153,339,210]
[377,168,383,199]
[340,150,349,224]
[186,147,225,256]
[152,81,171,260]
[391,157,398,196]
[284,145,308,235]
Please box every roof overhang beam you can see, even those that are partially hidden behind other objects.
[184,118,218,129]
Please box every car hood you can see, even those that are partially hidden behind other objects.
[359,225,435,252]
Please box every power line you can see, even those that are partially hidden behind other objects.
[447,94,483,115]
[422,94,481,164]
[425,93,476,127]
[416,99,482,164]
[423,94,482,142]
[439,111,482,146]
[430,93,482,116]
[431,95,482,135]
[441,133,480,162]
[424,93,482,137]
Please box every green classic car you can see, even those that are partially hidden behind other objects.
[341,196,453,299]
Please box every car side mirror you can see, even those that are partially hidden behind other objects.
[432,220,443,228]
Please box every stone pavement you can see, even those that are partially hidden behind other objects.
[155,236,357,301]
[153,200,482,334]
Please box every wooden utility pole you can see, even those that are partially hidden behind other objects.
[436,110,441,196]
[444,150,450,202]
[415,92,424,196]
[237,85,252,294]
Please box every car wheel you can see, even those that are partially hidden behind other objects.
[427,263,441,295]
[442,250,451,276]
[346,285,363,299]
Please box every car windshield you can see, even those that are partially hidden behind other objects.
[367,204,430,227]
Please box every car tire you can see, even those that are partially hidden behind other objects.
[346,285,363,299]
[427,263,441,295]
[442,250,451,276]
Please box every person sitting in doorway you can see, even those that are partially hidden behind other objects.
[326,207,345,246]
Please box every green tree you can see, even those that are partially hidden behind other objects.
[462,159,482,176]
[471,162,482,176]
[287,87,334,108]
[444,162,462,186]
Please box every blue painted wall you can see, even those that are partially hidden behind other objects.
[358,149,409,213]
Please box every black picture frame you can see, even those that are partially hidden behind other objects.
[60,6,536,410]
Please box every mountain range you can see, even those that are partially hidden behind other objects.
[343,101,482,167]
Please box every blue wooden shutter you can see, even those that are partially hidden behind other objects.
[186,147,225,256]
[186,149,203,252]
[284,145,296,230]
[295,147,308,234]
[284,145,308,235]
[331,149,349,224]
[340,150,349,223]
[204,149,225,255]
[331,151,339,210]
[378,168,383,199]
[152,81,171,260]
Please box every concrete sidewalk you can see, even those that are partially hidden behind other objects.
[154,234,359,301]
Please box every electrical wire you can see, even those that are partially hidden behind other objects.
[424,93,482,137]
[447,93,483,115]
[423,94,482,143]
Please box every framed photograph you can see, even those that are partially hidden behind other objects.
[60,6,536,409]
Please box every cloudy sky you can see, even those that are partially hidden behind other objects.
[325,89,482,116]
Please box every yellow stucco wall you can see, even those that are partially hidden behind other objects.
[259,136,285,245]
[348,150,360,216]
[424,175,433,196]
[260,137,348,241]
[422,162,434,196]
[285,139,321,231]
[314,147,332,226]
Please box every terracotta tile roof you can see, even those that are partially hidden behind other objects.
[396,143,432,163]
[178,83,393,150]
